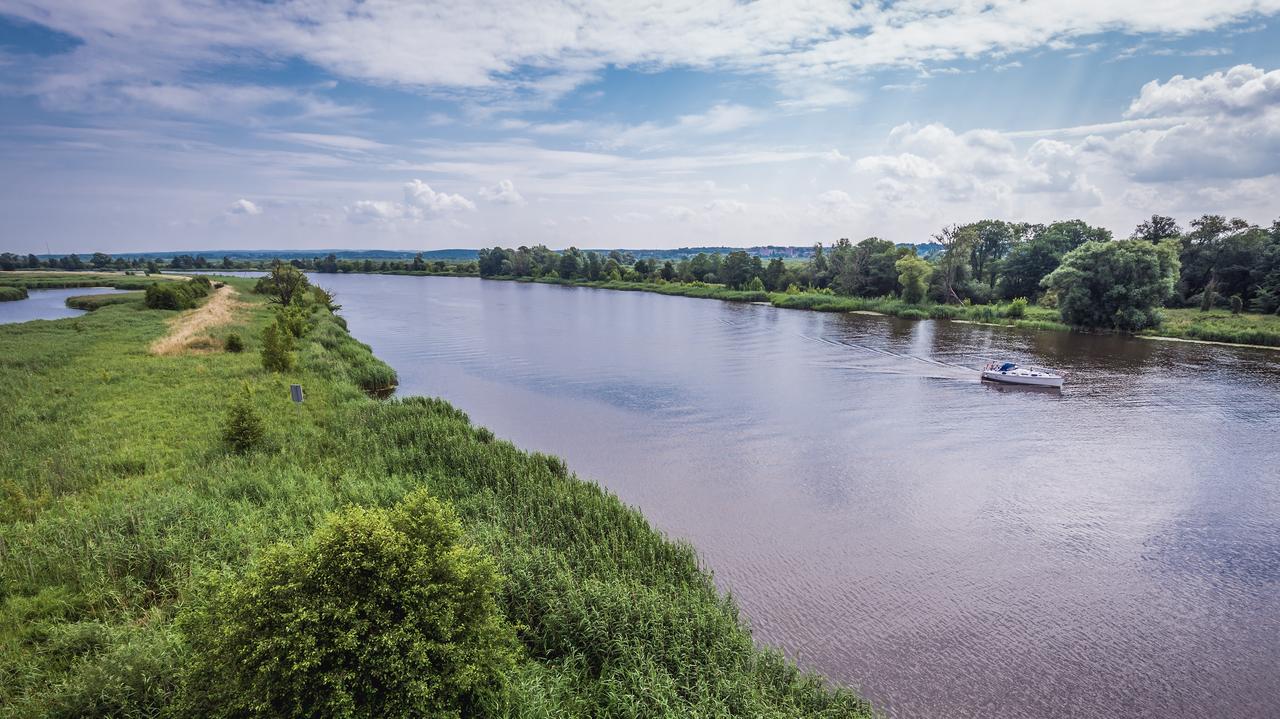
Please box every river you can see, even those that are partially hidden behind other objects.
[0,287,129,325]
[313,273,1278,718]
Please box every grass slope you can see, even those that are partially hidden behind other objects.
[0,280,870,718]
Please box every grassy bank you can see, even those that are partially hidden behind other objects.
[1140,308,1280,347]
[0,271,182,291]
[0,281,869,717]
[64,291,146,311]
[516,275,1073,332]
[0,286,26,302]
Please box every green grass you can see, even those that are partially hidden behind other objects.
[0,286,26,302]
[0,279,869,718]
[1141,307,1280,347]
[0,271,182,291]
[64,292,146,311]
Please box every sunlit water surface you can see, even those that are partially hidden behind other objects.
[313,274,1279,719]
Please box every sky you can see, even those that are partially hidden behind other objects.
[2,2,1280,254]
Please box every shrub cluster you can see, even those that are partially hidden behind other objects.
[177,490,515,718]
[143,277,211,310]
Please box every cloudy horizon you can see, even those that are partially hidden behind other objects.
[2,1,1280,254]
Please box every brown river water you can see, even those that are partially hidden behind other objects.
[312,273,1279,719]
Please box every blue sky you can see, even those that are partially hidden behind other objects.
[2,1,1279,253]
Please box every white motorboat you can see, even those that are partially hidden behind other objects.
[981,361,1064,388]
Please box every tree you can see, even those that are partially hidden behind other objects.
[260,320,295,372]
[895,254,933,304]
[559,248,581,279]
[660,260,676,281]
[932,224,974,303]
[221,391,264,454]
[832,238,901,297]
[90,252,113,268]
[763,257,788,291]
[1042,239,1180,330]
[719,250,761,289]
[178,490,514,718]
[998,220,1110,300]
[411,252,427,272]
[255,264,310,306]
[1132,214,1181,243]
[318,253,339,273]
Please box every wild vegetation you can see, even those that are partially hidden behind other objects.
[0,274,868,717]
[64,292,145,311]
[0,286,27,302]
[470,215,1280,344]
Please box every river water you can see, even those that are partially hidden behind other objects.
[312,273,1278,719]
[0,287,129,325]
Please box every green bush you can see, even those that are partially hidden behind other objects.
[221,393,264,454]
[224,333,244,353]
[0,286,27,301]
[260,322,294,372]
[1005,297,1028,318]
[143,279,210,310]
[1230,295,1244,314]
[177,490,515,718]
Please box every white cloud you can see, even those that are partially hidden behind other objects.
[16,1,1273,112]
[1125,64,1280,117]
[345,180,474,224]
[226,198,262,216]
[478,179,526,205]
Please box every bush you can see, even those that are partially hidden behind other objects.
[221,392,264,454]
[1005,297,1028,318]
[177,490,515,718]
[260,322,294,372]
[224,333,244,353]
[1230,294,1244,314]
[143,279,210,310]
[0,285,27,301]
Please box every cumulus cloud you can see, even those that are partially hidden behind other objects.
[478,179,526,205]
[226,198,262,216]
[346,180,474,224]
[1087,64,1280,182]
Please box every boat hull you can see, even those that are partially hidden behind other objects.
[981,370,1064,388]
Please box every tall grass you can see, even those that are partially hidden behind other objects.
[1141,308,1280,347]
[65,292,145,311]
[0,279,868,717]
[0,286,27,301]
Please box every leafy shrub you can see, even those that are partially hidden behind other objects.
[260,322,294,372]
[1005,297,1028,318]
[224,333,244,353]
[143,279,210,310]
[221,392,264,454]
[177,490,515,718]
[1230,294,1243,314]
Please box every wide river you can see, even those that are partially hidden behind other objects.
[314,273,1279,719]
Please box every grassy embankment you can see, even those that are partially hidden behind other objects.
[0,286,27,302]
[0,271,183,291]
[1140,307,1280,347]
[64,292,146,311]
[0,277,870,718]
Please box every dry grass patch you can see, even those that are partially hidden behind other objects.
[149,285,245,355]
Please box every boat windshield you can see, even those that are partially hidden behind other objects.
[999,362,1017,372]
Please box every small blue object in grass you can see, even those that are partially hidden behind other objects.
[290,384,304,403]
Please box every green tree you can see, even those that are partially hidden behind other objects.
[895,254,933,304]
[255,264,311,306]
[998,220,1110,300]
[660,260,676,281]
[763,257,788,291]
[1131,214,1181,243]
[178,490,515,718]
[1042,239,1180,330]
[221,391,264,454]
[260,321,295,372]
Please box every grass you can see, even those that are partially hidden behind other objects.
[0,271,182,291]
[64,292,146,311]
[1141,307,1280,347]
[0,286,26,302]
[0,278,869,718]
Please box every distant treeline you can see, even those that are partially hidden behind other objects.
[472,214,1280,330]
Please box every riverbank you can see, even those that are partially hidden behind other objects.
[0,270,182,291]
[0,279,870,717]
[0,286,27,301]
[492,275,1280,348]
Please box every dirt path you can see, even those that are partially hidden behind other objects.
[149,284,243,355]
